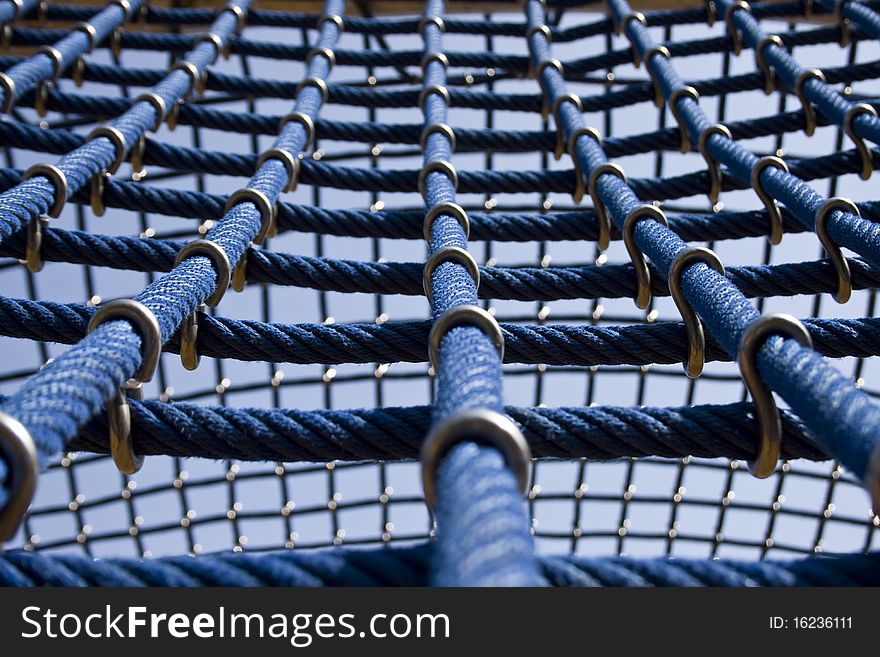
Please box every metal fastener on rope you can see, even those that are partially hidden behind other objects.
[74,22,97,53]
[815,197,858,304]
[418,15,444,36]
[0,72,14,113]
[698,123,732,204]
[21,163,67,218]
[624,204,669,309]
[418,160,458,197]
[134,92,167,132]
[110,27,122,58]
[224,3,247,33]
[423,201,469,242]
[34,80,51,118]
[421,408,529,511]
[173,239,232,308]
[231,247,248,292]
[843,103,877,181]
[0,24,11,52]
[225,187,277,245]
[751,155,789,245]
[535,58,563,118]
[25,216,49,273]
[318,13,345,32]
[422,247,480,302]
[755,35,783,95]
[836,0,853,46]
[725,1,751,56]
[420,122,456,153]
[166,99,182,131]
[296,77,329,104]
[9,0,23,19]
[36,45,63,80]
[90,170,110,217]
[668,247,726,378]
[668,86,699,153]
[428,304,503,371]
[639,44,669,74]
[526,24,551,41]
[256,148,301,193]
[738,313,813,478]
[87,299,162,475]
[170,60,203,99]
[87,125,127,175]
[72,56,86,87]
[179,306,204,371]
[705,0,717,25]
[421,52,449,75]
[588,162,627,251]
[551,93,583,160]
[0,411,39,544]
[306,46,336,68]
[793,68,825,137]
[109,0,134,20]
[419,84,451,112]
[278,111,316,151]
[613,10,646,37]
[195,32,223,63]
[567,127,602,204]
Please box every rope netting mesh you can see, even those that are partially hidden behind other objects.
[0,0,879,586]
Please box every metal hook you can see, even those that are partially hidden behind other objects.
[794,68,825,137]
[843,103,877,181]
[21,163,68,219]
[588,163,627,251]
[725,1,752,56]
[256,148,301,193]
[751,155,789,245]
[815,197,858,304]
[567,127,602,205]
[754,35,783,95]
[698,123,732,204]
[427,304,503,371]
[623,204,669,309]
[225,187,277,245]
[0,411,39,545]
[422,247,480,302]
[737,313,813,478]
[173,239,232,308]
[668,86,699,154]
[423,201,470,243]
[551,93,583,160]
[179,306,204,371]
[418,160,458,198]
[25,216,49,273]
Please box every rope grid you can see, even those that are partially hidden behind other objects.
[0,0,877,586]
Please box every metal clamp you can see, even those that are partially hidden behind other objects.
[418,15,444,36]
[738,313,813,478]
[427,304,503,371]
[422,247,480,302]
[72,56,87,87]
[668,86,700,153]
[109,0,134,20]
[843,103,877,181]
[35,79,54,118]
[224,3,247,33]
[698,123,732,204]
[705,0,717,26]
[173,239,232,308]
[25,216,49,273]
[567,127,602,204]
[836,0,854,47]
[551,93,583,160]
[75,22,98,53]
[419,84,451,112]
[36,45,63,80]
[418,160,458,197]
[725,1,752,56]
[526,24,551,42]
[133,92,167,132]
[90,170,110,217]
[179,306,203,371]
[535,58,563,118]
[231,247,249,292]
[195,32,223,63]
[588,162,627,251]
[421,52,449,75]
[420,122,456,152]
[423,201,469,242]
[110,27,122,58]
[170,60,203,99]
[420,408,529,510]
[793,68,825,137]
[624,204,669,309]
[87,125,127,175]
[317,13,344,32]
[636,44,669,71]
[0,72,14,114]
[166,99,183,131]
[751,155,789,245]
[306,46,335,68]
[0,411,39,544]
[256,148,301,193]
[612,10,646,37]
[296,77,329,104]
[22,163,67,219]
[225,187,277,245]
[0,24,11,53]
[755,35,783,95]
[278,111,316,151]
[87,299,162,475]
[815,197,858,304]
[668,247,726,378]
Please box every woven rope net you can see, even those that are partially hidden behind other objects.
[0,0,879,586]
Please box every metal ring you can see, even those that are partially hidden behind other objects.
[420,52,449,74]
[110,27,122,58]
[418,160,458,198]
[668,86,700,154]
[224,3,247,32]
[133,92,167,132]
[231,248,248,292]
[72,56,86,87]
[751,155,789,245]
[843,103,877,181]
[567,127,602,204]
[225,187,277,245]
[615,10,646,37]
[173,239,232,308]
[179,308,202,371]
[170,60,202,98]
[166,99,182,131]
[588,163,627,251]
[793,68,825,137]
[526,24,550,41]
[22,163,67,219]
[725,1,752,56]
[551,93,583,160]
[698,123,732,204]
[195,33,223,62]
[755,35,783,95]
[423,247,480,302]
[536,58,563,118]
[87,299,162,383]
[86,126,127,175]
[738,313,813,478]
[0,72,14,113]
[423,201,469,242]
[0,411,39,544]
[34,80,51,118]
[278,111,316,151]
[623,204,669,309]
[565,126,602,156]
[427,304,502,371]
[420,122,456,153]
[90,170,110,217]
[306,46,335,68]
[109,0,133,20]
[296,76,329,104]
[318,13,344,31]
[419,15,445,36]
[25,216,49,273]
[74,22,97,53]
[418,84,451,112]
[36,45,63,81]
[815,197,858,304]
[106,383,143,475]
[668,246,726,378]
[256,148,301,193]
[420,409,529,510]
[639,44,670,71]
